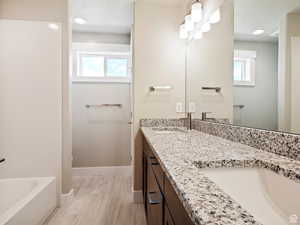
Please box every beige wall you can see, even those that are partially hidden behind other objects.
[133,0,234,192]
[278,13,300,132]
[133,1,186,191]
[187,0,234,121]
[73,31,130,44]
[0,0,72,194]
[71,42,132,167]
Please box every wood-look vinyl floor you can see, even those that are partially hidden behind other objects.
[45,168,146,225]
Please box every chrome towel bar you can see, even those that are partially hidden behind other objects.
[202,87,222,93]
[85,104,122,108]
[234,104,245,109]
[149,85,173,92]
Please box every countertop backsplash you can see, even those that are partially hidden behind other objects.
[140,118,300,161]
[193,119,300,161]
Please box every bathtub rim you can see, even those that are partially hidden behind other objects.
[0,176,56,225]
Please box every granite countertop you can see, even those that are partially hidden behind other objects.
[141,127,300,225]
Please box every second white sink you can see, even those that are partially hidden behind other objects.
[201,168,300,225]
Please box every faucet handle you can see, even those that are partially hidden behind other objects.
[202,112,213,120]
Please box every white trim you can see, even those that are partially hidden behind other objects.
[72,79,131,84]
[76,52,130,80]
[72,166,132,176]
[60,188,74,206]
[77,51,130,56]
[133,190,143,203]
[72,42,130,52]
[234,50,256,59]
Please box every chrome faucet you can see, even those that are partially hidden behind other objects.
[202,112,213,121]
[180,112,193,130]
[186,112,192,130]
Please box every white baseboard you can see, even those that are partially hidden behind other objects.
[72,166,132,176]
[133,190,143,203]
[60,188,74,206]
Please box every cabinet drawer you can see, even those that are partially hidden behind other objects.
[152,160,164,191]
[164,177,194,225]
[147,159,163,225]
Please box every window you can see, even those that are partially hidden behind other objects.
[233,50,256,86]
[79,54,105,77]
[106,58,128,77]
[75,52,130,82]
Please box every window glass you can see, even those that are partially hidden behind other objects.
[106,58,128,77]
[233,50,256,86]
[80,55,105,77]
[234,60,244,81]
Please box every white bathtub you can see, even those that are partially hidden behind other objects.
[0,177,57,225]
[202,168,300,225]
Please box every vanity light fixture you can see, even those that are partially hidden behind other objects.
[252,29,265,35]
[191,2,203,22]
[74,17,87,25]
[202,22,211,33]
[194,30,203,39]
[209,8,221,24]
[179,0,224,40]
[185,14,195,32]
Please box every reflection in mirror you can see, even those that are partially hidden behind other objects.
[233,0,300,134]
[187,0,300,135]
[186,0,234,124]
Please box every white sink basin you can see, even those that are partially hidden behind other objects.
[201,168,300,225]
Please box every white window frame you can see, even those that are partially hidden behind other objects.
[73,51,131,83]
[233,50,256,86]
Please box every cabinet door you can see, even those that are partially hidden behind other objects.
[164,204,175,225]
[147,159,163,225]
[143,152,148,212]
[164,177,194,225]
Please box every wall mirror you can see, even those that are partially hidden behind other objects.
[187,0,300,135]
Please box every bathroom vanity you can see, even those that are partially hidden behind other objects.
[143,133,194,225]
[141,126,300,225]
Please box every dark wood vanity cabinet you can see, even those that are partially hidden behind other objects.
[164,204,175,225]
[142,137,194,225]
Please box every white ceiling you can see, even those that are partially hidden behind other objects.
[235,0,300,42]
[72,0,134,34]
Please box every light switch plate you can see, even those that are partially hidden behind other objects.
[189,102,196,113]
[176,102,183,113]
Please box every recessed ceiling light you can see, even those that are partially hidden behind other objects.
[74,17,87,25]
[252,29,265,35]
[48,23,59,30]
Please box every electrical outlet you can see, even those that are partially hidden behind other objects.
[176,102,183,113]
[189,102,196,113]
